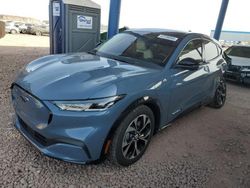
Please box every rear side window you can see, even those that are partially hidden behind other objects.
[178,39,203,62]
[204,40,219,61]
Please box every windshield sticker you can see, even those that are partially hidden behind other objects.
[158,34,178,42]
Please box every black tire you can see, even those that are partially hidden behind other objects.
[10,29,17,34]
[209,77,227,108]
[108,105,155,166]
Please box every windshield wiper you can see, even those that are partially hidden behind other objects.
[110,56,130,64]
[87,50,97,55]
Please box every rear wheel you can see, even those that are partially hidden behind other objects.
[210,77,227,108]
[21,29,27,34]
[108,105,155,166]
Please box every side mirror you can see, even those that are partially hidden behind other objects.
[176,58,201,70]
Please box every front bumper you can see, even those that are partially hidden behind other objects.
[224,70,250,84]
[14,116,90,164]
[11,85,125,164]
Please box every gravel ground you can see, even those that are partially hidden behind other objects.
[0,35,250,187]
[0,34,49,47]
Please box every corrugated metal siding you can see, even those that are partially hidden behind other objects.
[210,30,250,42]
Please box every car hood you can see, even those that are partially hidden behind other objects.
[15,53,161,100]
[228,55,250,67]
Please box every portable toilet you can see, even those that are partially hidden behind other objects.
[49,0,101,54]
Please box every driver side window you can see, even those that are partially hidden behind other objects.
[178,39,203,63]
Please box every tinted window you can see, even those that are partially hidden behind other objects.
[178,39,203,62]
[96,32,178,66]
[204,40,219,61]
[225,46,250,58]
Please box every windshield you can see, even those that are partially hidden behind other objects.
[225,46,250,58]
[95,32,178,66]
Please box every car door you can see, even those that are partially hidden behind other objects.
[203,39,224,99]
[168,38,210,121]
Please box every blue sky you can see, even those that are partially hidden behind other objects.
[0,0,249,34]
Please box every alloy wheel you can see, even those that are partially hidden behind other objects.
[216,79,226,106]
[122,114,152,160]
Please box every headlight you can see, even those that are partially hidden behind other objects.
[52,95,125,112]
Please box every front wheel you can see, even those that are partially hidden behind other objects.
[209,77,227,108]
[108,105,155,166]
[10,29,17,34]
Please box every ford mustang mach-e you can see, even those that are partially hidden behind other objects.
[11,29,227,166]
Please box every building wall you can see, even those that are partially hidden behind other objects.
[210,30,250,43]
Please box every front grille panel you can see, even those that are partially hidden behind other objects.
[12,85,51,127]
[18,117,49,146]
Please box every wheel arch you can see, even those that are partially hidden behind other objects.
[100,96,161,159]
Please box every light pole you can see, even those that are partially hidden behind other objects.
[214,0,229,40]
[107,0,122,39]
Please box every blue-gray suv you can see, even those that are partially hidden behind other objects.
[11,29,227,166]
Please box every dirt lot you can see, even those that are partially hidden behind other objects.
[0,34,49,47]
[0,34,250,187]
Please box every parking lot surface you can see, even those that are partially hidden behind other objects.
[0,35,250,187]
